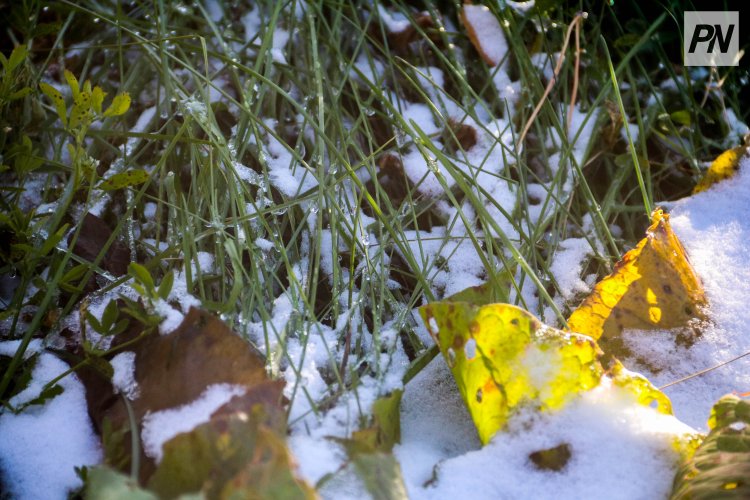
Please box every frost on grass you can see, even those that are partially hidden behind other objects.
[0,341,102,499]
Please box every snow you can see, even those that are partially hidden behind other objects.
[110,351,139,400]
[377,5,413,33]
[462,5,507,66]
[549,237,595,301]
[0,341,102,499]
[625,155,750,429]
[154,298,185,335]
[403,376,693,500]
[141,383,247,463]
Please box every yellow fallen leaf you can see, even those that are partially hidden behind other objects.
[693,146,747,194]
[420,301,676,445]
[567,209,707,357]
[420,302,604,444]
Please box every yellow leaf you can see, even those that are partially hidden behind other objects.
[693,146,747,194]
[63,69,80,101]
[92,86,106,115]
[39,82,67,127]
[70,90,93,129]
[103,92,131,117]
[420,302,604,444]
[567,209,707,359]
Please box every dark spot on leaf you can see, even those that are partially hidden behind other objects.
[476,388,483,403]
[469,321,480,335]
[452,335,464,350]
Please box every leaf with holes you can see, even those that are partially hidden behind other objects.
[567,209,708,361]
[419,302,676,445]
[420,302,604,444]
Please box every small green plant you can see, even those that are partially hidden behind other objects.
[116,263,174,329]
[85,299,130,339]
[40,70,131,186]
[0,45,32,140]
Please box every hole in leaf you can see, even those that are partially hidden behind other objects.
[464,338,477,360]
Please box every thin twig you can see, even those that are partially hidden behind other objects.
[516,12,586,152]
[659,350,750,390]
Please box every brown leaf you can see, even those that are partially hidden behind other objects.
[82,308,271,483]
[147,383,315,499]
[443,120,478,154]
[69,213,130,277]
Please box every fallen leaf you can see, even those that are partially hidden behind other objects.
[420,302,603,444]
[419,301,673,445]
[148,384,316,500]
[373,10,436,56]
[443,120,478,154]
[670,394,750,499]
[79,308,272,483]
[69,213,131,278]
[84,466,157,500]
[351,390,403,452]
[333,391,408,500]
[460,4,508,66]
[567,209,707,359]
[348,449,408,500]
[693,146,748,194]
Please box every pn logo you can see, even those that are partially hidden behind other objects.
[684,11,739,66]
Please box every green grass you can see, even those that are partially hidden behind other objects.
[0,0,745,440]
